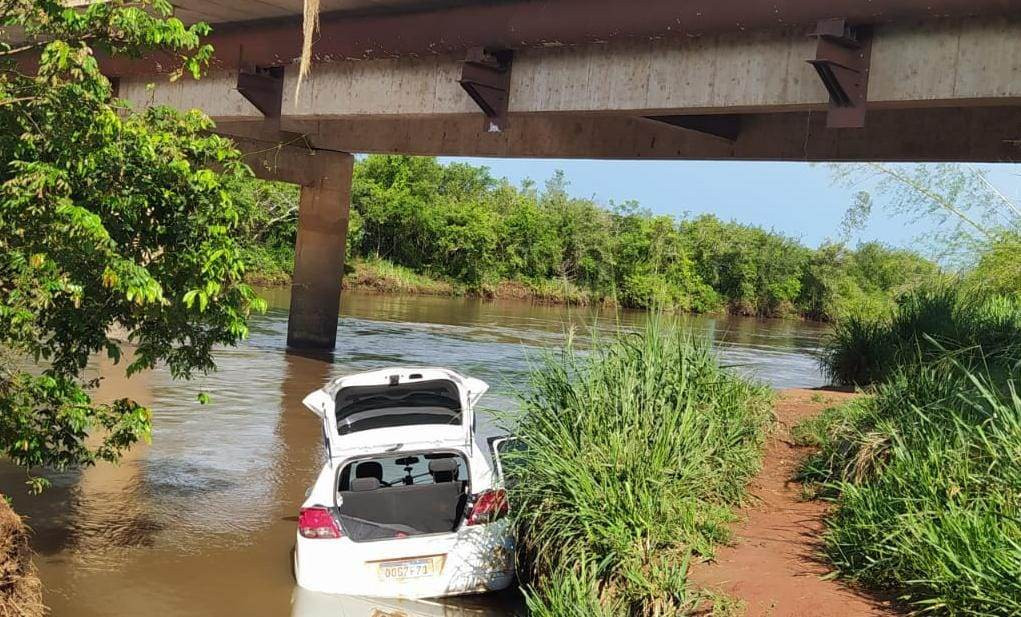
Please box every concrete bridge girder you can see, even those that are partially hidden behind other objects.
[120,16,1021,123]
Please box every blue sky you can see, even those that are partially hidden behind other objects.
[441,158,1021,250]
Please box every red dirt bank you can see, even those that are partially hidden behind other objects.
[0,498,42,617]
[691,389,897,617]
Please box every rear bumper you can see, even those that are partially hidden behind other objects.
[295,521,515,599]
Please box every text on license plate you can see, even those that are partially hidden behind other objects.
[376,556,444,581]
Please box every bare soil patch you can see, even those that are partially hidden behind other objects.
[691,388,897,617]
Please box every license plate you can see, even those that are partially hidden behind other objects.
[375,555,444,582]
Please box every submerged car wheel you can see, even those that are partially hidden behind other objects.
[291,546,298,582]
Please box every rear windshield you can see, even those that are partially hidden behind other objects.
[334,379,462,435]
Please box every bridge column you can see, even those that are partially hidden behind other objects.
[286,152,354,350]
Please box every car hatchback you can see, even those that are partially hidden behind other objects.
[294,367,516,599]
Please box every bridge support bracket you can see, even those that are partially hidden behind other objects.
[808,18,873,129]
[237,65,285,118]
[458,48,513,133]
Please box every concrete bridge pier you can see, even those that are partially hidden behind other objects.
[233,138,353,350]
[286,153,353,350]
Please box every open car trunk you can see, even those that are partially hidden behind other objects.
[334,452,471,543]
[337,482,468,542]
[303,369,489,458]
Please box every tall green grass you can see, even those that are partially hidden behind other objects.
[505,321,773,615]
[799,363,1021,616]
[821,285,1021,386]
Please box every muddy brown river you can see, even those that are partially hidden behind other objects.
[0,290,829,617]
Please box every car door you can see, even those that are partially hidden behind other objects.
[489,436,523,490]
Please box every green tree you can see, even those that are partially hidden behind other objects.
[683,215,808,316]
[540,171,612,289]
[243,155,944,321]
[1,0,263,491]
[970,232,1021,295]
[493,183,560,280]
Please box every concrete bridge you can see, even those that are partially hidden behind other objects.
[106,0,1021,349]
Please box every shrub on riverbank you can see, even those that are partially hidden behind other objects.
[820,284,1021,385]
[798,363,1021,616]
[809,283,1021,612]
[506,321,773,614]
[344,257,454,296]
[0,498,42,617]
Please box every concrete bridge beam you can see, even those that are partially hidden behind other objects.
[120,16,1021,124]
[216,103,1021,163]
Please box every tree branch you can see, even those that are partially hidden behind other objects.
[0,96,40,107]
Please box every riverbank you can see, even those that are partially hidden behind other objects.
[246,258,605,308]
[237,156,941,322]
[246,258,849,320]
[0,499,42,617]
[0,297,829,616]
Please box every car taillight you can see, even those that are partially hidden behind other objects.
[466,489,509,526]
[298,507,342,539]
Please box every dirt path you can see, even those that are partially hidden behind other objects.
[690,389,897,617]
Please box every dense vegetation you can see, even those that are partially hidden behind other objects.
[797,285,1021,615]
[792,162,1021,616]
[1,0,261,492]
[821,285,1021,385]
[796,362,1021,615]
[504,322,772,614]
[241,155,939,321]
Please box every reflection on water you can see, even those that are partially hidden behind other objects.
[291,588,526,617]
[0,290,829,617]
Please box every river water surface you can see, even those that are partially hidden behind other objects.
[0,290,829,617]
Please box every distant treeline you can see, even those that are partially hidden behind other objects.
[238,155,939,321]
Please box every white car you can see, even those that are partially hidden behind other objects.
[294,367,516,599]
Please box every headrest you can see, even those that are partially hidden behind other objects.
[428,458,458,475]
[355,461,383,480]
[351,477,381,492]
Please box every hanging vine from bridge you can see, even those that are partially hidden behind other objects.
[296,0,321,98]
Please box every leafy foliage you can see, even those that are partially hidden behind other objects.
[832,162,1021,277]
[969,231,1021,296]
[1,0,263,490]
[801,163,1021,616]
